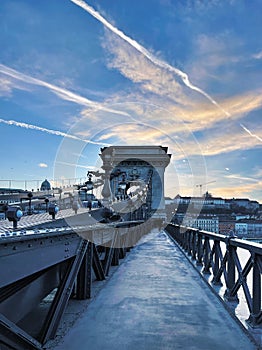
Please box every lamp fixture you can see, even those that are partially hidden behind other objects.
[6,206,23,229]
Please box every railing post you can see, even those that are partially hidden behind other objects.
[175,224,181,244]
[202,237,211,274]
[191,231,197,260]
[112,229,120,266]
[212,240,222,285]
[187,230,192,256]
[180,228,185,249]
[196,232,203,266]
[248,253,262,327]
[184,229,189,250]
[224,241,239,302]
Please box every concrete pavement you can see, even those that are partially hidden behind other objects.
[52,230,257,350]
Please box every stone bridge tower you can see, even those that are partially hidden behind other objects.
[100,146,171,221]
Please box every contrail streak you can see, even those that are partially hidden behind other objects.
[70,0,230,117]
[56,161,97,169]
[240,123,262,142]
[0,118,111,146]
[0,63,129,117]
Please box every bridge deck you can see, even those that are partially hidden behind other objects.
[51,230,257,350]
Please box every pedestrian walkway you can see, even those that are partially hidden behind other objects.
[52,230,257,350]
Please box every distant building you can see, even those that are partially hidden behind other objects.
[258,204,262,218]
[174,195,191,205]
[232,198,250,209]
[231,198,259,211]
[183,215,219,233]
[173,194,227,210]
[173,194,259,213]
[235,219,262,237]
[40,179,51,191]
[219,216,236,235]
[250,200,260,211]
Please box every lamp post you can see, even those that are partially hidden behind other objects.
[44,198,49,212]
[27,191,33,215]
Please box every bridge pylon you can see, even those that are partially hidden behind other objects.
[100,146,171,222]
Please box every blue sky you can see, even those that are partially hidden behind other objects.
[0,0,261,201]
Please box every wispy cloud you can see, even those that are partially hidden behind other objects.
[98,29,262,133]
[96,123,164,143]
[0,63,129,117]
[179,92,262,130]
[253,51,262,60]
[0,75,31,97]
[70,0,230,116]
[38,163,48,168]
[188,127,262,157]
[89,115,262,160]
[225,173,259,183]
[102,34,189,107]
[55,161,97,170]
[0,117,111,146]
[215,181,262,201]
[75,90,262,155]
[164,164,262,202]
[240,123,262,143]
[66,0,262,156]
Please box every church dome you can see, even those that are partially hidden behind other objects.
[40,179,51,191]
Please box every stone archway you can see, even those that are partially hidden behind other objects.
[100,146,171,221]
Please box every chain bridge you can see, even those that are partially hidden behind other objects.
[0,146,261,350]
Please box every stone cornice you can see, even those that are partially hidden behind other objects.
[100,146,171,169]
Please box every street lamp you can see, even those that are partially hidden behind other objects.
[6,206,23,229]
[27,191,33,215]
[44,198,49,212]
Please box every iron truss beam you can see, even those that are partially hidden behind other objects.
[0,314,42,350]
[39,239,89,343]
[92,244,106,281]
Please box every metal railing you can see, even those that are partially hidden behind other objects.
[165,224,262,328]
